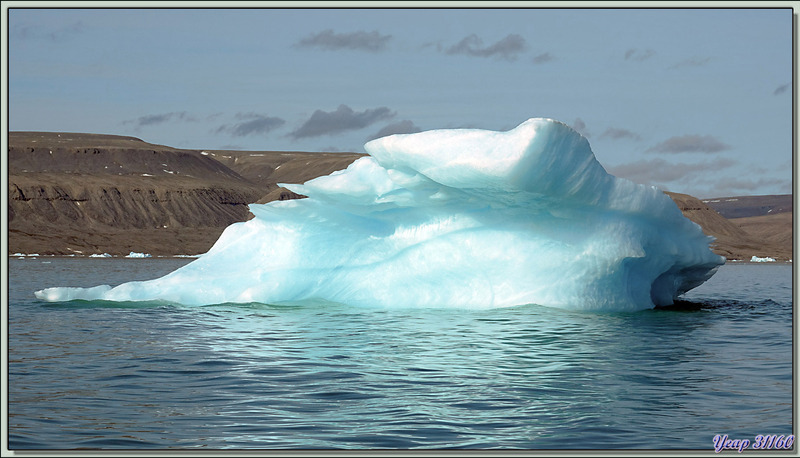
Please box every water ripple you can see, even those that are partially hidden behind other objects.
[8,259,794,450]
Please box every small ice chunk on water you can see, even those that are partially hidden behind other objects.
[35,285,112,301]
[125,252,152,258]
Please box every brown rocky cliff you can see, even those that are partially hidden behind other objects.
[665,192,791,261]
[202,149,366,203]
[9,133,263,256]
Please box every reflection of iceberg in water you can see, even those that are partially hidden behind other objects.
[36,118,724,311]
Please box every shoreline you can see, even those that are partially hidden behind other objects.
[9,253,792,265]
[10,253,201,259]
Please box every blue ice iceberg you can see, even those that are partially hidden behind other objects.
[35,118,724,311]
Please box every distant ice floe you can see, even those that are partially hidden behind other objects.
[750,255,777,263]
[10,252,197,259]
[83,253,193,258]
[125,252,152,258]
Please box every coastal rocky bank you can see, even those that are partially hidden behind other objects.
[8,132,792,261]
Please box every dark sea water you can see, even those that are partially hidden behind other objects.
[7,257,794,451]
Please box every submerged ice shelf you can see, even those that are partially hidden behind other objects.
[35,118,724,311]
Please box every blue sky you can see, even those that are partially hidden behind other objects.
[6,6,793,198]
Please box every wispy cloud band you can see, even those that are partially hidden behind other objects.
[367,120,421,141]
[445,34,527,61]
[624,48,655,61]
[600,127,641,141]
[289,104,396,139]
[646,134,730,154]
[296,29,392,52]
[215,113,286,137]
[609,157,737,184]
[122,111,197,128]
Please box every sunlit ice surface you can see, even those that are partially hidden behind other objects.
[35,118,724,312]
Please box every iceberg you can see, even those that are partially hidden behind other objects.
[35,118,724,311]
